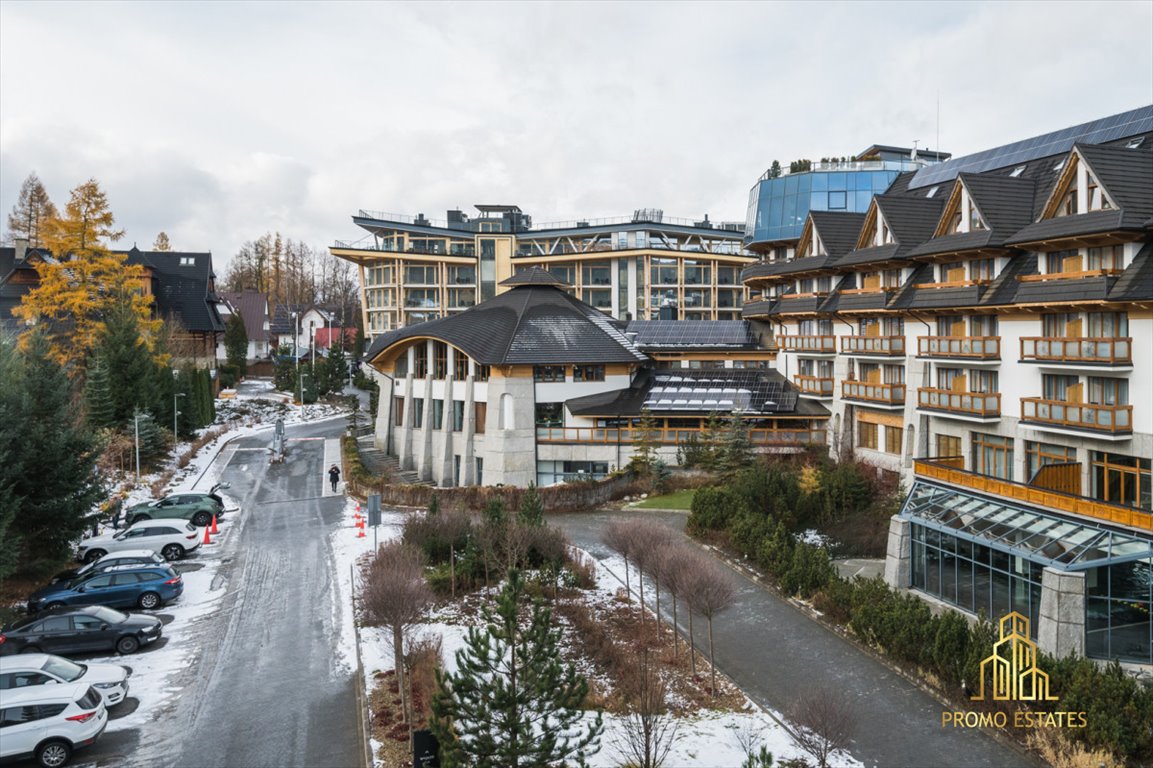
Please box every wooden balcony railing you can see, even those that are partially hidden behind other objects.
[1019,337,1132,365]
[917,387,1001,417]
[1020,398,1132,434]
[913,459,1153,533]
[841,380,905,405]
[917,336,1001,360]
[779,335,836,353]
[841,335,905,355]
[794,375,834,396]
[536,426,826,447]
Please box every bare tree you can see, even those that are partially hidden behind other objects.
[602,520,635,605]
[683,551,736,696]
[790,688,857,768]
[611,648,679,768]
[361,541,433,738]
[654,543,687,658]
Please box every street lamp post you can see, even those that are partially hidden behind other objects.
[133,409,141,482]
[174,392,185,440]
[292,311,304,418]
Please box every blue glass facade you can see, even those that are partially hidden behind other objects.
[744,165,910,245]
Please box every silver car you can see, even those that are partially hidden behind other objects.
[0,653,130,707]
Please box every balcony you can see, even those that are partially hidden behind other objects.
[913,458,1152,534]
[1020,398,1132,435]
[917,387,1000,419]
[536,426,826,447]
[841,335,905,356]
[779,335,836,354]
[917,336,1001,360]
[794,375,834,398]
[841,380,905,406]
[1020,337,1132,366]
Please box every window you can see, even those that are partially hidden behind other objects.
[972,432,1013,480]
[535,402,564,428]
[413,400,424,427]
[452,401,465,432]
[394,397,404,427]
[1091,452,1151,510]
[1025,441,1077,483]
[926,186,940,198]
[828,191,847,209]
[431,399,444,429]
[1086,311,1128,338]
[858,421,878,450]
[404,264,438,284]
[884,425,902,454]
[936,434,962,459]
[650,259,678,285]
[448,265,476,285]
[581,263,611,286]
[179,256,195,266]
[474,402,486,433]
[969,204,986,231]
[1088,377,1127,406]
[413,348,428,378]
[1059,188,1077,217]
[970,259,994,281]
[533,365,565,383]
[1042,312,1079,337]
[480,240,496,302]
[476,457,483,486]
[1126,137,1145,149]
[1009,165,1026,178]
[573,365,605,382]
[474,365,490,382]
[433,342,448,379]
[1044,249,1079,274]
[405,288,439,308]
[454,353,469,381]
[1087,245,1123,271]
[1043,374,1079,401]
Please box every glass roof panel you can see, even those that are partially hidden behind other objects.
[901,481,1153,570]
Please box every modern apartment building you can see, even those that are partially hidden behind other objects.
[331,206,753,338]
[741,105,1153,664]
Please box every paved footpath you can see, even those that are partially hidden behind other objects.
[550,509,1040,768]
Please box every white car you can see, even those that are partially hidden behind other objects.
[76,519,201,563]
[0,653,130,707]
[51,549,167,584]
[0,681,107,767]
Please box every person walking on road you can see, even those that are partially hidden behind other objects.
[328,464,341,492]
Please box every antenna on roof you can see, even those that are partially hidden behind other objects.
[911,140,919,161]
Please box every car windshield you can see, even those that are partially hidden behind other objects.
[41,657,86,682]
[89,606,128,624]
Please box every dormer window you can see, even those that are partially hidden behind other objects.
[1126,137,1145,149]
[969,205,986,231]
[179,256,195,266]
[926,186,940,198]
[948,208,963,234]
[1058,188,1078,217]
[813,233,826,257]
[1009,165,1026,178]
[881,220,894,245]
[1086,173,1111,211]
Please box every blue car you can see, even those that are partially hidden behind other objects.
[27,565,184,614]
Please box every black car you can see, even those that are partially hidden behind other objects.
[0,606,163,657]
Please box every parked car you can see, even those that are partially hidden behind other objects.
[0,653,130,707]
[27,564,183,613]
[51,549,166,584]
[0,681,107,767]
[122,482,231,528]
[76,519,201,563]
[0,606,163,657]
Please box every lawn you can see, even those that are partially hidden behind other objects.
[631,488,696,510]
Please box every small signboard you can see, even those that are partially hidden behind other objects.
[367,493,382,527]
[412,729,439,767]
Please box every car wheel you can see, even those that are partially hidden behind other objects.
[161,544,184,561]
[116,635,140,654]
[44,601,65,611]
[22,644,42,654]
[84,548,107,563]
[192,511,211,527]
[132,513,151,524]
[36,739,71,768]
[138,591,161,610]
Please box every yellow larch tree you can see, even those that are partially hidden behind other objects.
[14,179,159,368]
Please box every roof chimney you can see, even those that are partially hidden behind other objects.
[15,237,28,263]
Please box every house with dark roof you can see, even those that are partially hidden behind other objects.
[218,291,271,362]
[364,268,826,487]
[739,105,1153,666]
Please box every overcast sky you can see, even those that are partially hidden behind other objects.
[2,1,1150,272]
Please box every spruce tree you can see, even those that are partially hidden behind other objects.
[99,294,161,425]
[719,412,753,479]
[84,355,116,429]
[517,483,544,527]
[628,408,660,478]
[432,570,602,767]
[12,331,103,565]
[224,312,248,378]
[0,339,25,579]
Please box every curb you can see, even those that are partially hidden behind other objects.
[350,562,373,768]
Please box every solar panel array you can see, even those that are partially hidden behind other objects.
[909,106,1153,189]
[642,371,798,413]
[626,320,756,348]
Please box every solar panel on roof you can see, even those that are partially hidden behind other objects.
[910,106,1153,189]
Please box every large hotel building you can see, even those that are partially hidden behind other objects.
[334,105,1152,665]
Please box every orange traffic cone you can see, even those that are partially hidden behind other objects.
[210,515,219,535]
[202,526,213,545]
[356,526,366,538]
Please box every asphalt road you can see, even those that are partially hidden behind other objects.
[549,509,1040,768]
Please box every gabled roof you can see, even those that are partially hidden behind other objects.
[269,304,307,335]
[1107,241,1153,302]
[124,248,225,333]
[809,211,868,258]
[908,174,1036,258]
[834,196,942,268]
[221,291,270,341]
[366,284,647,367]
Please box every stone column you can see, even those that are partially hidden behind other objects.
[373,371,392,452]
[398,373,415,471]
[461,376,476,486]
[1037,567,1086,659]
[883,515,912,589]
[418,375,434,482]
[437,377,455,487]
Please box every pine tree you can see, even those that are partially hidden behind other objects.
[628,408,660,478]
[768,160,782,179]
[6,172,58,246]
[152,231,171,251]
[517,483,544,527]
[432,570,603,767]
[718,412,753,479]
[134,411,165,462]
[700,411,726,472]
[0,339,26,579]
[84,355,115,429]
[99,295,162,426]
[11,330,103,565]
[224,312,249,378]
